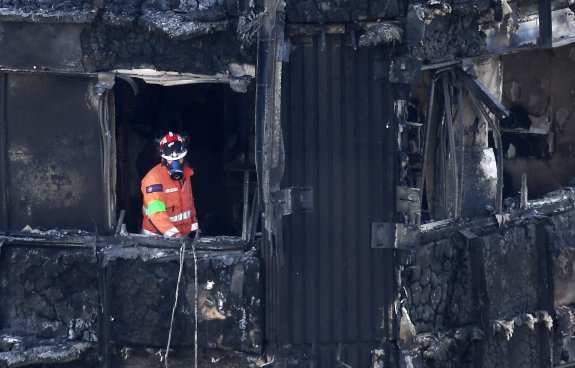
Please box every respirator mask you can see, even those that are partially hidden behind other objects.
[159,133,188,180]
[167,160,184,180]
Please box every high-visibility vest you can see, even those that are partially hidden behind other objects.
[141,163,198,237]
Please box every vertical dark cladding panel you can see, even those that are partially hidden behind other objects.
[0,73,7,229]
[279,33,396,363]
[4,73,106,231]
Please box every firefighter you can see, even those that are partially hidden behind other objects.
[141,132,199,237]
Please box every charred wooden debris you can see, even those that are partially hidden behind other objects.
[3,0,575,367]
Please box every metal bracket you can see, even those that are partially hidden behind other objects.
[396,186,421,214]
[277,39,292,62]
[371,222,419,249]
[94,72,116,97]
[272,186,313,217]
[389,56,422,84]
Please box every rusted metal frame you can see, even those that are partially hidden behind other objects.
[441,74,459,218]
[0,73,7,230]
[539,0,553,48]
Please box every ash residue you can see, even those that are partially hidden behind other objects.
[410,7,487,63]
[0,0,238,20]
[80,23,250,73]
[137,11,229,39]
[358,22,403,47]
[0,1,91,12]
[237,9,265,50]
[285,0,400,23]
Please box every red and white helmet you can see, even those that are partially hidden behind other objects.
[159,132,188,160]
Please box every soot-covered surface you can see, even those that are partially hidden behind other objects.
[399,189,575,367]
[0,237,263,367]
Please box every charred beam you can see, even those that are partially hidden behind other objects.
[0,233,248,251]
[456,68,510,120]
[420,188,575,243]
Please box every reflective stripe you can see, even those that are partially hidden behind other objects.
[164,227,179,237]
[142,227,179,238]
[141,228,160,236]
[169,210,191,223]
[147,200,167,215]
[191,222,198,231]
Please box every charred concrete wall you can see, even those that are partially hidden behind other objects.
[0,240,263,367]
[0,0,255,75]
[400,191,575,367]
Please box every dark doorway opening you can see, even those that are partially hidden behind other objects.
[114,79,256,236]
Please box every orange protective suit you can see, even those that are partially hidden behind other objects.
[141,163,198,237]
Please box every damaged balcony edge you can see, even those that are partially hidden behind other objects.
[420,188,575,243]
[0,232,252,252]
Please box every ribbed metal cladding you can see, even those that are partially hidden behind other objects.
[277,33,397,363]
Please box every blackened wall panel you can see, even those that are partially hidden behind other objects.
[3,73,106,231]
[0,23,85,72]
[0,74,7,229]
[278,33,397,356]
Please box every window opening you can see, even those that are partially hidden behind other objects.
[114,79,257,237]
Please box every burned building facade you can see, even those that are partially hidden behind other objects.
[2,0,575,367]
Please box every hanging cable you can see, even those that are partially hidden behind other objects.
[442,74,459,218]
[164,242,186,367]
[192,240,198,368]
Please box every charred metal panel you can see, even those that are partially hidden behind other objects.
[2,73,107,232]
[0,23,85,72]
[277,33,397,363]
[0,246,99,340]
